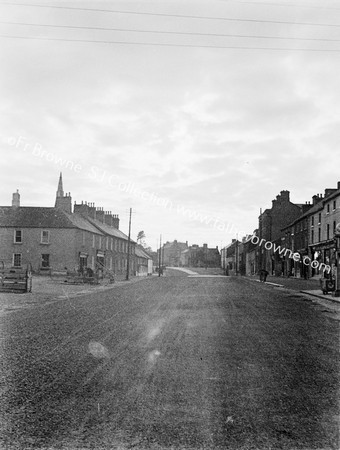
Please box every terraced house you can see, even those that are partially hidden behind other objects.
[0,174,136,277]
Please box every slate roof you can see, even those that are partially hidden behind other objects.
[282,201,324,230]
[135,245,152,259]
[86,217,136,243]
[0,206,103,234]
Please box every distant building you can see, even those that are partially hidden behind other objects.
[187,243,220,268]
[160,240,188,267]
[258,190,308,275]
[135,245,153,276]
[221,239,240,275]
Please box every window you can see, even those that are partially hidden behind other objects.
[99,237,102,248]
[41,254,50,268]
[327,204,330,214]
[311,216,314,227]
[106,237,109,250]
[318,213,321,224]
[318,228,321,242]
[333,200,336,210]
[92,235,95,248]
[311,230,314,244]
[13,253,22,267]
[327,224,330,240]
[110,238,113,251]
[14,229,22,243]
[41,230,50,244]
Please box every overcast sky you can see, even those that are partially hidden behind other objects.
[1,0,339,250]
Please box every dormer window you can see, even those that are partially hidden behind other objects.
[14,229,22,243]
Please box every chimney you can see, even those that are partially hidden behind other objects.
[324,188,337,198]
[104,211,113,226]
[312,194,322,205]
[12,190,20,208]
[112,214,120,229]
[74,201,90,216]
[280,190,290,202]
[55,192,72,214]
[87,203,96,219]
[96,207,105,223]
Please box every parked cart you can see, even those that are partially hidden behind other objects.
[0,262,32,293]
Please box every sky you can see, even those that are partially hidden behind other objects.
[0,0,340,251]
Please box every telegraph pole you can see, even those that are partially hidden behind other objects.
[126,207,132,281]
[158,234,162,277]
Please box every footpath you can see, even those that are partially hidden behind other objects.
[244,274,340,305]
[0,274,148,316]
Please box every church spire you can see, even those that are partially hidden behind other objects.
[56,172,64,198]
[55,173,72,213]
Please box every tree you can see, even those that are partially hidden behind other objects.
[137,230,146,245]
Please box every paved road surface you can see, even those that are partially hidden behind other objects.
[0,271,339,449]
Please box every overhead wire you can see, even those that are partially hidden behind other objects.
[1,2,340,28]
[222,0,340,11]
[1,34,339,52]
[1,21,340,43]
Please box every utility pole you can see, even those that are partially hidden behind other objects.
[126,207,132,281]
[158,234,162,277]
[162,242,165,268]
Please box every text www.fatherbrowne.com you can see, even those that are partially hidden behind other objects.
[246,234,331,274]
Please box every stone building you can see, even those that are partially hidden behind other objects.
[258,190,308,275]
[0,174,136,277]
[281,183,340,278]
[187,243,220,268]
[160,240,188,267]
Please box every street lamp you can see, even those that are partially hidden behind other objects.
[334,223,340,297]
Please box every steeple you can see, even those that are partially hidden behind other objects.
[56,172,64,198]
[55,173,72,213]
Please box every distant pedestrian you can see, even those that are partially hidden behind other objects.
[259,269,269,282]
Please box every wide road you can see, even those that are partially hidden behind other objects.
[0,271,339,449]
